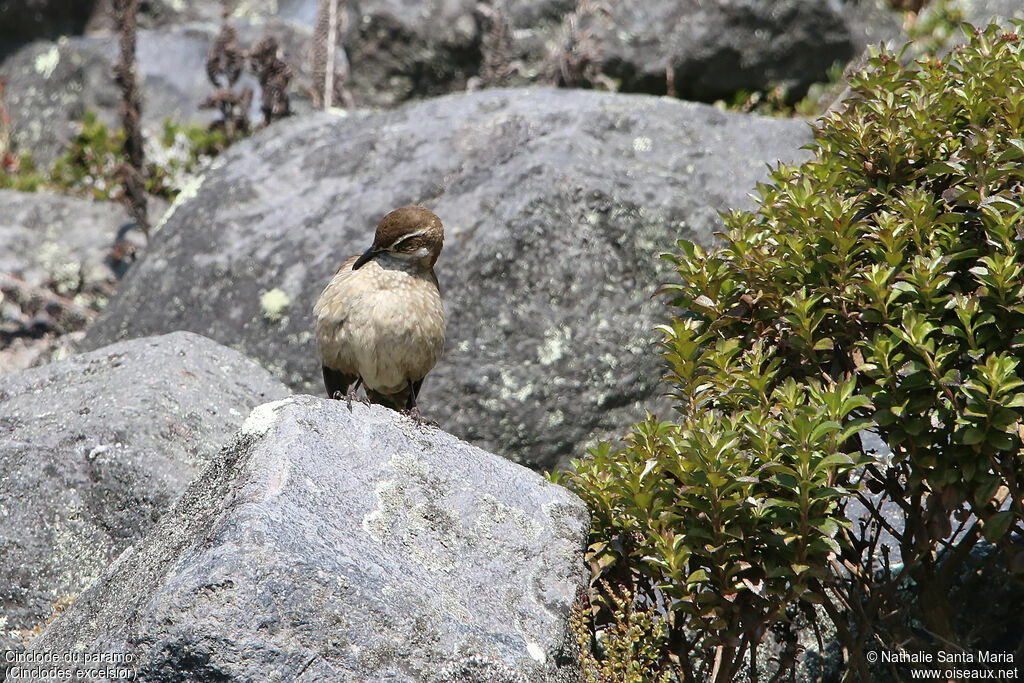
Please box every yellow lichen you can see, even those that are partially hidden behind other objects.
[260,288,290,322]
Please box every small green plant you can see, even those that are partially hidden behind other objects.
[0,153,45,192]
[571,582,675,683]
[0,112,229,202]
[563,355,868,681]
[561,21,1024,681]
[146,119,228,199]
[49,110,126,200]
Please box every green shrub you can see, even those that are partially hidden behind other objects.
[561,21,1024,681]
[0,154,45,192]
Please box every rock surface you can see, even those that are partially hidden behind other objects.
[0,0,907,162]
[0,332,288,660]
[82,87,814,470]
[287,0,904,106]
[584,0,857,101]
[0,189,134,291]
[0,189,140,374]
[0,20,316,166]
[85,0,281,33]
[22,395,589,682]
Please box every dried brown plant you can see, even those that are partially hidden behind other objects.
[544,0,615,91]
[249,35,292,127]
[470,1,522,89]
[112,0,149,233]
[0,78,15,173]
[201,23,254,139]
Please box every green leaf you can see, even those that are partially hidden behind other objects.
[984,511,1015,542]
[961,427,986,445]
[686,569,709,584]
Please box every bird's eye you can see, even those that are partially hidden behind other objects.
[391,233,422,252]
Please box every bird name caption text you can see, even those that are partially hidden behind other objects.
[4,649,138,679]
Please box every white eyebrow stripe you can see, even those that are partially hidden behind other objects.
[390,229,428,248]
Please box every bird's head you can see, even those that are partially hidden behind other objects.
[353,206,444,271]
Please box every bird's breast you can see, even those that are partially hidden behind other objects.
[314,261,445,394]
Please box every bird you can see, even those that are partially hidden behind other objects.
[313,206,446,418]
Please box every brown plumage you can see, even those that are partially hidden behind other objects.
[313,206,445,414]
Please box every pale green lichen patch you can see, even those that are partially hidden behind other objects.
[260,288,290,322]
[151,155,226,234]
[239,397,293,437]
[537,327,570,366]
[439,586,474,624]
[34,45,60,78]
[231,0,277,18]
[498,368,532,403]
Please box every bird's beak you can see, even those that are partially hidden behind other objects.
[352,246,377,270]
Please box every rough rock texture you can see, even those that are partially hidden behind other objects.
[0,190,140,374]
[0,20,315,165]
[23,395,590,682]
[0,332,289,659]
[340,0,483,107]
[82,87,813,471]
[585,0,857,101]
[840,0,908,51]
[0,189,137,291]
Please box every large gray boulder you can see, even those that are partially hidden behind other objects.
[83,87,814,471]
[581,0,886,101]
[21,396,589,682]
[0,332,289,660]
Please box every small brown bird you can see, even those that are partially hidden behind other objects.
[313,206,445,417]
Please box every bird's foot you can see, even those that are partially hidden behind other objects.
[345,386,370,411]
[401,407,437,428]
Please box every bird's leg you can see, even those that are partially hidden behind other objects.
[400,381,436,427]
[345,378,367,410]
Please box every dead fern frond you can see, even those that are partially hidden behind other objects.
[544,0,615,91]
[207,23,246,88]
[470,1,522,89]
[250,35,293,126]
